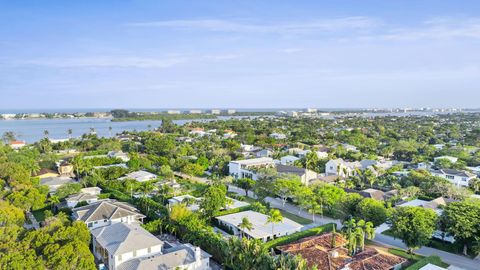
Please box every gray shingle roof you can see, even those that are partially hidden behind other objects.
[117,244,210,270]
[91,223,163,256]
[72,200,145,223]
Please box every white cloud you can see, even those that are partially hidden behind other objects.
[18,56,189,68]
[374,17,480,41]
[128,17,379,34]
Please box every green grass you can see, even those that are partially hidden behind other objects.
[31,207,50,222]
[264,223,335,250]
[242,196,258,204]
[404,256,449,270]
[388,248,424,263]
[275,209,312,225]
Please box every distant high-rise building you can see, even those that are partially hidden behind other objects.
[210,109,221,115]
[189,110,202,114]
[306,108,317,113]
[227,109,236,114]
[167,110,181,114]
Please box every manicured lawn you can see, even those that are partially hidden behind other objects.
[275,208,312,225]
[264,223,335,250]
[388,248,424,263]
[404,255,449,270]
[242,196,258,204]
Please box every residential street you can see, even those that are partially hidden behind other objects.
[228,185,478,270]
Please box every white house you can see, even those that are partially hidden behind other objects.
[168,195,202,211]
[280,155,300,166]
[215,210,302,242]
[228,157,275,180]
[430,169,476,187]
[91,223,164,270]
[116,243,211,270]
[66,192,99,208]
[119,170,157,182]
[9,140,26,149]
[269,132,287,140]
[433,156,458,164]
[108,151,130,162]
[255,149,273,158]
[72,200,145,229]
[325,159,361,177]
[275,164,317,186]
[40,176,76,193]
[189,128,206,137]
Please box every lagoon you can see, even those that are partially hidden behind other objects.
[0,117,233,143]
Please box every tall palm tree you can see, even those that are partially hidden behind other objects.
[266,209,283,238]
[108,126,113,137]
[238,217,253,238]
[43,130,49,139]
[67,128,73,139]
[89,127,96,134]
[47,195,60,210]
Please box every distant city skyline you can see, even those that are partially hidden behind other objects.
[1,0,480,108]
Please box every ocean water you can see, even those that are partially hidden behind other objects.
[0,117,235,143]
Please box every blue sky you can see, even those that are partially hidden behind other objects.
[1,0,480,109]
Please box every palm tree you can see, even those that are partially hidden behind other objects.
[2,131,16,143]
[266,209,283,238]
[108,126,113,137]
[238,217,253,238]
[89,127,96,134]
[67,128,73,139]
[43,129,49,139]
[469,178,480,193]
[47,195,60,210]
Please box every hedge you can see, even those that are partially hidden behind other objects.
[264,223,336,250]
[214,205,253,217]
[405,255,449,270]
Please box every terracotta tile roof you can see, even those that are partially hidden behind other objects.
[278,233,406,270]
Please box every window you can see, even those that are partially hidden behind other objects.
[88,223,92,228]
[104,219,107,222]
[446,175,454,180]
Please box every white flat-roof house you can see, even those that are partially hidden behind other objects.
[228,157,275,180]
[92,223,210,270]
[108,151,130,162]
[72,200,145,229]
[119,170,157,182]
[216,210,302,242]
[434,156,458,163]
[269,132,287,140]
[430,169,476,187]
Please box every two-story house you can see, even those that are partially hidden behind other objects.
[72,200,145,229]
[430,169,476,187]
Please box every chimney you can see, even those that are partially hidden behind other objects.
[195,246,201,261]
